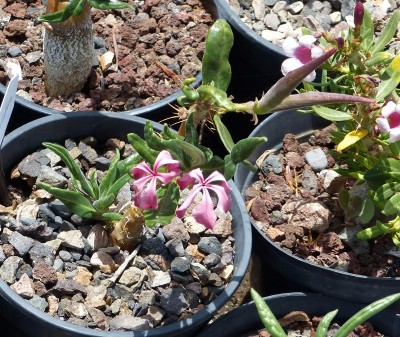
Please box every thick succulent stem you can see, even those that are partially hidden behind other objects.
[109,207,144,251]
[43,1,94,97]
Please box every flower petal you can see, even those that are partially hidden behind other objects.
[132,175,152,192]
[303,70,317,82]
[204,171,231,193]
[376,117,391,133]
[389,128,400,143]
[192,189,217,229]
[175,185,202,218]
[132,162,153,179]
[311,46,324,59]
[298,35,316,47]
[281,58,303,77]
[282,36,299,57]
[153,150,181,172]
[133,177,158,210]
[207,184,232,213]
[382,101,396,118]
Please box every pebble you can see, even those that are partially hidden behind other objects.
[338,226,370,255]
[228,0,400,51]
[304,148,328,171]
[7,46,22,57]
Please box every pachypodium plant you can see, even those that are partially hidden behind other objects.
[250,288,400,337]
[36,0,132,97]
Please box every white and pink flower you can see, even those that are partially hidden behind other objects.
[281,35,324,82]
[176,169,231,230]
[376,101,400,143]
[131,150,181,210]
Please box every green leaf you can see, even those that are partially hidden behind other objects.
[357,221,389,240]
[223,154,237,180]
[185,112,199,146]
[336,129,368,151]
[312,105,352,122]
[250,289,287,337]
[359,8,374,52]
[127,131,158,165]
[376,55,400,102]
[197,85,236,111]
[383,193,400,216]
[163,139,206,170]
[374,182,400,202]
[230,137,267,165]
[43,142,95,199]
[99,149,120,197]
[202,19,233,92]
[359,198,375,225]
[214,114,235,152]
[338,189,350,211]
[143,184,180,227]
[371,9,400,53]
[107,173,131,199]
[37,10,65,23]
[89,0,132,10]
[333,293,400,337]
[315,310,338,337]
[88,169,99,199]
[36,182,97,218]
[93,194,116,212]
[102,212,123,221]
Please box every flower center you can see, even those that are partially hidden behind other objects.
[294,45,312,64]
[388,112,400,129]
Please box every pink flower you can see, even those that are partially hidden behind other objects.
[376,101,400,143]
[132,150,181,210]
[176,169,231,230]
[281,35,324,82]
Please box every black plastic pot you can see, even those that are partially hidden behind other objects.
[196,292,400,337]
[213,0,286,90]
[234,110,400,304]
[0,111,252,337]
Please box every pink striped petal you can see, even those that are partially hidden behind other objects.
[133,177,158,210]
[175,185,202,218]
[192,189,217,229]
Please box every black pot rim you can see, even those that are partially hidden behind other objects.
[1,111,253,336]
[0,71,202,117]
[234,110,400,282]
[213,0,286,58]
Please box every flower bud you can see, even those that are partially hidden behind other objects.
[336,37,344,49]
[354,2,364,29]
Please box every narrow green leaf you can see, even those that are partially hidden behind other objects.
[89,0,132,10]
[99,149,120,198]
[107,174,131,199]
[213,114,234,152]
[102,212,123,221]
[376,55,400,102]
[127,131,158,165]
[89,169,99,199]
[333,293,400,337]
[197,85,235,111]
[250,289,287,337]
[230,137,267,165]
[371,9,400,53]
[43,142,95,199]
[374,182,400,202]
[93,194,116,212]
[312,105,352,121]
[37,10,65,23]
[359,8,374,52]
[202,19,233,91]
[185,112,199,146]
[223,154,237,180]
[36,182,97,218]
[315,310,338,337]
[357,221,389,240]
[383,193,400,216]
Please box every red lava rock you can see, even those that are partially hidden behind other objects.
[4,2,27,18]
[250,197,270,223]
[32,262,58,286]
[321,232,344,254]
[3,20,28,37]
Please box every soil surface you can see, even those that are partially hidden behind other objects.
[0,135,237,332]
[228,0,400,52]
[0,0,213,112]
[246,126,400,278]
